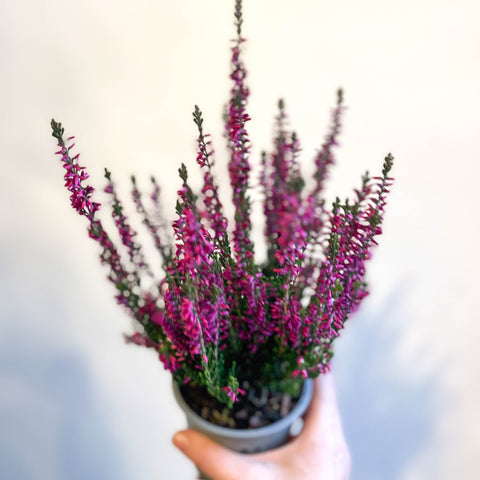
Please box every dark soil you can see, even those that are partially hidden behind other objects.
[180,381,302,429]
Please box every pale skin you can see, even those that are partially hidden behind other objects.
[172,372,351,480]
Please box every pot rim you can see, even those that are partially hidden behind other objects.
[172,378,314,438]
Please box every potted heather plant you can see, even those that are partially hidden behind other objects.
[51,0,393,456]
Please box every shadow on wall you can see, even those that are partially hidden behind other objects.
[335,286,437,480]
[0,320,131,480]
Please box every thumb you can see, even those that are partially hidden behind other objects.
[173,430,267,480]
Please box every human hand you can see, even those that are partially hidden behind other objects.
[172,372,351,480]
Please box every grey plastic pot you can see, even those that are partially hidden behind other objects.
[172,379,314,454]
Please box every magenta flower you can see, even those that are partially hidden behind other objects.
[51,0,394,406]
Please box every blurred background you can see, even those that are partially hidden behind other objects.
[1,0,479,479]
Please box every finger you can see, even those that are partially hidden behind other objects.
[173,430,268,480]
[301,372,344,440]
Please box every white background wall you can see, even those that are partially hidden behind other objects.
[1,1,479,479]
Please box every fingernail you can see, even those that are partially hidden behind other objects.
[173,432,188,451]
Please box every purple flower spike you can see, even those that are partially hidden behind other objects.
[104,168,151,279]
[52,0,395,406]
[225,23,254,269]
[193,106,230,250]
[54,132,99,220]
[131,175,172,266]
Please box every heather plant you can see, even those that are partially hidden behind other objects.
[51,0,393,408]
